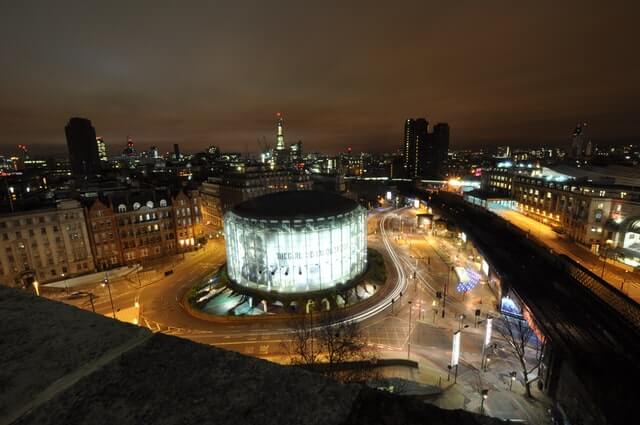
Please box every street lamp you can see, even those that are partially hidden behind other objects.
[509,371,517,391]
[442,266,453,318]
[621,271,629,293]
[432,299,438,324]
[407,300,413,360]
[61,272,69,294]
[101,275,116,319]
[32,280,39,296]
[480,389,489,415]
[601,239,613,279]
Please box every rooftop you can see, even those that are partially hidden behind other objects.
[231,190,360,220]
[0,285,498,425]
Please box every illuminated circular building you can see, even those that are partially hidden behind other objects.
[224,191,367,294]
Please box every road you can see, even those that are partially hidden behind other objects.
[493,207,640,302]
[43,207,554,422]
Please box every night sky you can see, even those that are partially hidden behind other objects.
[1,1,639,155]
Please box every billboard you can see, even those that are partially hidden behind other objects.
[451,331,461,366]
[484,317,493,347]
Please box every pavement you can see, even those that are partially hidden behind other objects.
[492,207,640,302]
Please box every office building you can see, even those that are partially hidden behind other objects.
[569,123,592,161]
[96,137,108,162]
[403,118,428,178]
[422,123,450,179]
[0,200,95,287]
[402,119,450,179]
[65,117,101,176]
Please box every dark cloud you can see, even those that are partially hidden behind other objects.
[0,0,638,155]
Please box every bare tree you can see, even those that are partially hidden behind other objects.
[286,310,377,383]
[287,313,321,367]
[496,314,543,398]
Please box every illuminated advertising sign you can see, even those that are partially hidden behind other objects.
[484,317,493,347]
[451,331,461,366]
[500,296,523,317]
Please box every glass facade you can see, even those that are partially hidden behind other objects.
[224,207,367,293]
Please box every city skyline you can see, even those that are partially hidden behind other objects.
[1,1,639,155]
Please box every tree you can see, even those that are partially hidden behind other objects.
[496,314,543,398]
[288,313,321,367]
[286,309,377,382]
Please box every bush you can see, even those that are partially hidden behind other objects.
[366,249,387,284]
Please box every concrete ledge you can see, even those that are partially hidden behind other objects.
[0,285,500,425]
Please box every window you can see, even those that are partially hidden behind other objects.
[133,202,141,210]
[118,204,127,213]
[146,201,154,208]
[160,199,167,207]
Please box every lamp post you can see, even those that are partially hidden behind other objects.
[442,266,453,318]
[101,275,116,319]
[601,239,613,279]
[61,272,69,294]
[407,300,413,359]
[480,389,489,415]
[621,271,629,293]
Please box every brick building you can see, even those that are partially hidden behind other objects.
[85,189,203,270]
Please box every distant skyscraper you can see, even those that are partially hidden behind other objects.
[207,145,221,159]
[275,113,285,150]
[422,123,449,179]
[569,123,592,161]
[65,117,100,176]
[96,137,108,162]
[290,140,303,165]
[149,146,160,159]
[402,118,428,178]
[173,143,181,160]
[401,118,449,180]
[122,136,136,157]
[496,146,511,159]
[274,113,289,167]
